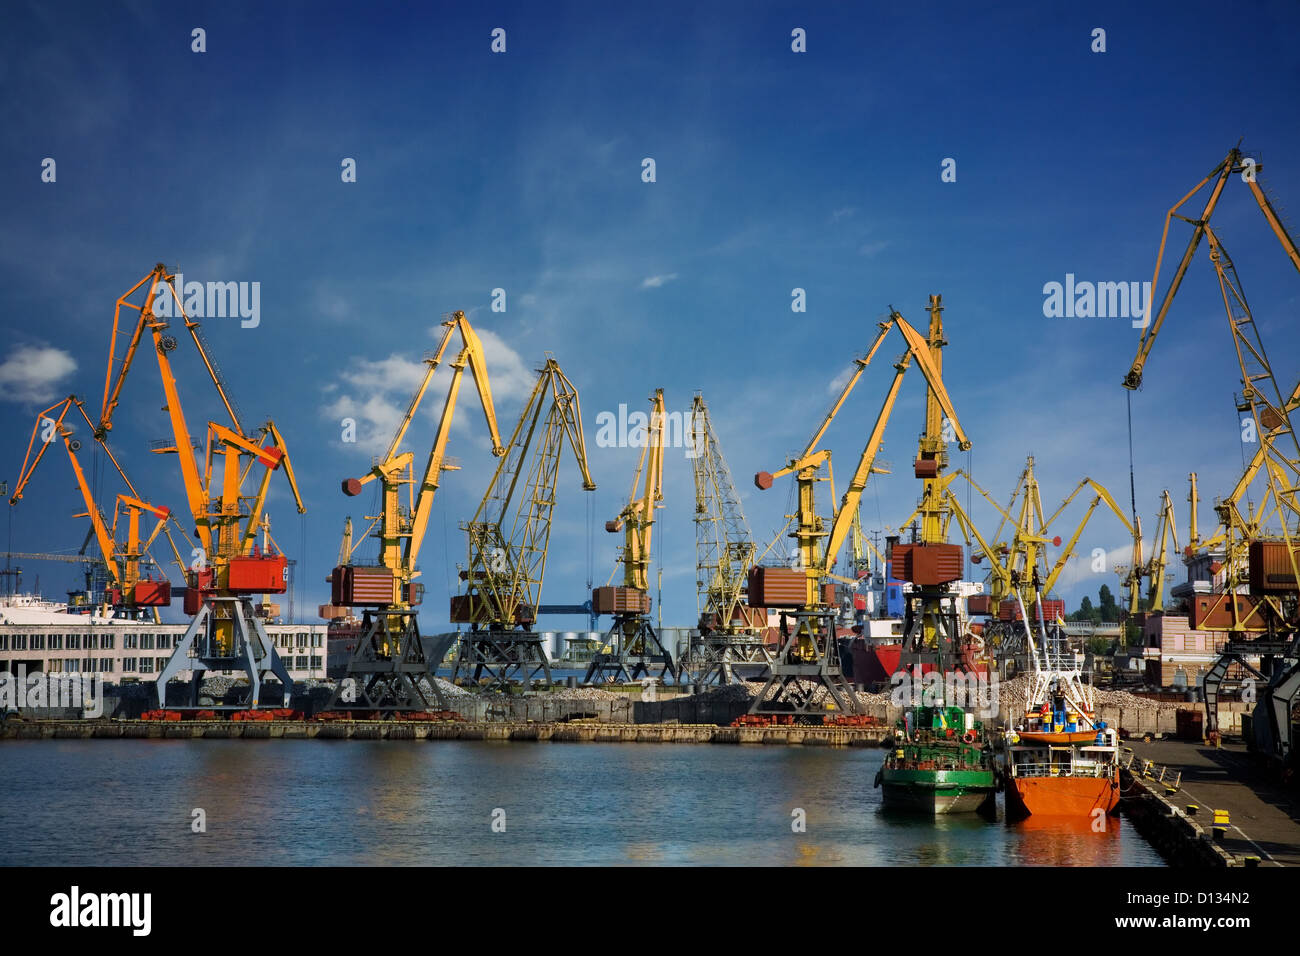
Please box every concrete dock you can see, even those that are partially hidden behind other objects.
[1125,738,1300,867]
[0,717,890,747]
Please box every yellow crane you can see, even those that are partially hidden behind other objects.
[584,389,674,683]
[96,264,305,710]
[752,297,970,715]
[9,394,188,621]
[449,358,595,688]
[682,393,773,684]
[329,310,505,712]
[1121,147,1300,758]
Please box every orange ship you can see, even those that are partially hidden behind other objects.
[1001,595,1121,821]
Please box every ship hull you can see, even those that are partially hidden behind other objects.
[1004,773,1120,819]
[879,768,997,815]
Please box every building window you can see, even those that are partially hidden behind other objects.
[86,634,98,650]
[310,655,322,671]
[99,659,114,673]
[65,659,79,673]
[47,659,62,672]
[122,657,137,672]
[31,635,45,650]
[138,659,154,674]
[295,655,309,670]
[123,634,137,649]
[296,632,308,648]
[48,635,61,650]
[157,635,170,650]
[67,634,80,650]
[157,657,169,671]
[12,636,26,651]
[141,634,154,650]
[0,635,7,650]
[312,633,322,648]
[103,635,115,650]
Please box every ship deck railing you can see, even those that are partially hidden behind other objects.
[1010,761,1117,779]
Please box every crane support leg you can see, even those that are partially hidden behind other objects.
[154,596,292,710]
[748,609,859,719]
[584,614,678,684]
[328,610,447,715]
[451,630,553,691]
[1201,652,1238,740]
[1264,659,1300,764]
[682,632,773,685]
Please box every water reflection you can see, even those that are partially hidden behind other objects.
[0,741,1162,867]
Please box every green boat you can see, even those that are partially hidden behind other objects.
[874,705,997,815]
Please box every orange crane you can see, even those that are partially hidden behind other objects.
[450,357,596,688]
[96,264,305,710]
[584,389,675,683]
[329,311,504,713]
[9,394,184,619]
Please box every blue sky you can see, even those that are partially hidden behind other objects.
[1,0,1299,627]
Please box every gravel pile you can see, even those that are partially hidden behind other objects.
[418,677,471,699]
[550,687,622,701]
[998,675,1180,716]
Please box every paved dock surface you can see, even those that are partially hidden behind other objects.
[1129,739,1300,866]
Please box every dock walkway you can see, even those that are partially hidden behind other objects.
[1128,739,1300,867]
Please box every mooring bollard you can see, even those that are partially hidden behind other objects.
[1186,804,1198,816]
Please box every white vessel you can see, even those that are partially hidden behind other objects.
[0,592,143,627]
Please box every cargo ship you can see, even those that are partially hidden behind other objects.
[1002,594,1120,820]
[874,703,998,814]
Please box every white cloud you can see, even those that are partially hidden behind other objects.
[858,240,891,258]
[640,273,678,289]
[831,206,856,222]
[324,324,535,455]
[0,344,77,404]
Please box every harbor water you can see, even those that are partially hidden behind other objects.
[0,741,1163,866]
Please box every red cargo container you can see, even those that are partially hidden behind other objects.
[228,555,288,593]
[591,586,651,615]
[1249,540,1300,593]
[998,598,1066,622]
[132,580,172,607]
[449,593,474,622]
[890,543,963,586]
[183,587,203,615]
[330,566,348,606]
[1188,592,1279,631]
[341,566,395,605]
[967,594,991,615]
[746,566,807,608]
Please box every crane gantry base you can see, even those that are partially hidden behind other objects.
[1204,635,1300,763]
[583,614,679,684]
[681,633,773,685]
[328,609,448,715]
[748,609,860,718]
[450,630,553,692]
[155,596,292,709]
